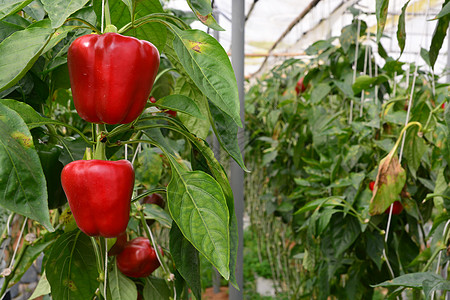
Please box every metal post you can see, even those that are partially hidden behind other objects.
[210,6,223,295]
[229,0,245,299]
[447,27,450,83]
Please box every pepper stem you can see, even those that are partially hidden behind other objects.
[102,0,118,33]
[94,130,107,160]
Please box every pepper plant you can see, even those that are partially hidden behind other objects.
[0,0,243,299]
[244,8,450,299]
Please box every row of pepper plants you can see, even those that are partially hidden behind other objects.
[0,0,244,299]
[244,3,450,299]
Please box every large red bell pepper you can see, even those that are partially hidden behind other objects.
[61,159,135,237]
[67,33,160,124]
[116,237,161,278]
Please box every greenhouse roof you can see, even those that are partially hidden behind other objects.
[166,0,449,77]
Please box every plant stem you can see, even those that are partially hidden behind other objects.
[131,188,166,203]
[90,237,104,277]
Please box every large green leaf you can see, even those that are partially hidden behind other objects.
[0,99,48,128]
[435,1,450,19]
[397,0,410,57]
[373,272,443,288]
[209,101,247,171]
[156,94,205,120]
[41,0,89,28]
[174,76,210,139]
[376,0,389,42]
[189,139,238,288]
[310,83,331,103]
[143,203,172,228]
[108,263,138,300]
[99,0,167,52]
[429,0,449,68]
[0,0,33,21]
[169,25,241,127]
[143,277,171,300]
[45,231,98,300]
[0,102,52,230]
[169,222,201,300]
[0,20,54,92]
[167,158,230,279]
[403,126,427,178]
[126,0,167,52]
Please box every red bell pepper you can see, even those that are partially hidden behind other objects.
[61,159,135,237]
[67,33,160,124]
[116,237,161,278]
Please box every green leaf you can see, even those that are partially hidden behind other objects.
[310,83,331,103]
[28,271,51,299]
[187,0,223,31]
[156,94,205,119]
[100,0,166,52]
[135,145,163,189]
[423,278,450,299]
[108,263,138,300]
[169,222,201,300]
[429,0,449,68]
[373,272,443,288]
[420,48,431,66]
[0,102,53,230]
[0,99,48,128]
[23,0,46,21]
[366,230,384,270]
[169,25,242,127]
[376,0,389,42]
[321,214,360,258]
[126,0,167,53]
[403,126,427,178]
[0,20,54,92]
[120,0,133,15]
[143,203,172,228]
[41,0,89,28]
[143,277,171,300]
[0,0,33,21]
[397,0,410,57]
[352,75,388,94]
[189,139,238,288]
[167,158,230,279]
[187,0,212,16]
[435,1,450,19]
[333,80,354,98]
[174,77,210,139]
[209,100,247,171]
[45,231,98,300]
[305,39,333,56]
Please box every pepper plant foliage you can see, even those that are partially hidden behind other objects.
[245,10,450,299]
[0,0,242,299]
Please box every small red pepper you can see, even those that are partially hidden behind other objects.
[61,159,135,237]
[68,33,160,124]
[116,237,161,278]
[384,201,403,215]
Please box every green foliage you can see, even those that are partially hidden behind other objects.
[245,10,450,299]
[0,1,241,299]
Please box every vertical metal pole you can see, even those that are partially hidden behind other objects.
[211,6,222,295]
[447,27,450,83]
[229,0,245,299]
